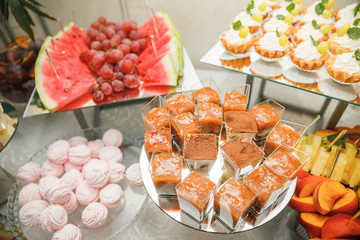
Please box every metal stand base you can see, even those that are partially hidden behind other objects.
[73,109,89,129]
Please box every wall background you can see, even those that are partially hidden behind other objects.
[1,0,356,68]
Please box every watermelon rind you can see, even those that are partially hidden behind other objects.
[156,10,182,45]
[141,54,178,86]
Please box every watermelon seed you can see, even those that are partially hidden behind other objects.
[64,89,68,93]
[67,77,71,80]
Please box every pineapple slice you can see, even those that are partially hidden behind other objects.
[341,143,358,185]
[311,147,330,176]
[330,152,348,182]
[302,145,314,171]
[321,145,339,177]
[296,135,307,150]
[348,157,360,188]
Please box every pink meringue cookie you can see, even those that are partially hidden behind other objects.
[108,163,126,184]
[39,176,60,199]
[19,200,49,228]
[41,160,64,177]
[99,146,123,163]
[99,184,123,208]
[60,169,84,190]
[87,139,104,159]
[61,192,78,214]
[75,180,99,205]
[68,144,91,166]
[52,224,82,240]
[18,183,42,207]
[102,129,123,147]
[68,136,88,147]
[47,140,70,165]
[82,202,108,228]
[64,161,83,172]
[47,182,72,204]
[126,163,143,187]
[82,159,110,188]
[17,161,41,185]
[41,205,68,233]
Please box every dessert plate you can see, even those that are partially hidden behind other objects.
[7,128,147,240]
[139,146,297,233]
[0,100,18,153]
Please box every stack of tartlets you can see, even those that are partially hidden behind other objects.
[142,81,309,230]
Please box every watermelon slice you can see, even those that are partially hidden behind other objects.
[139,54,178,86]
[35,23,94,113]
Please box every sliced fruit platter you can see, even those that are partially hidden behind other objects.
[290,127,360,239]
[201,0,360,105]
[29,11,188,114]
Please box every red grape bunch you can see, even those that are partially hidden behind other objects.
[80,16,147,102]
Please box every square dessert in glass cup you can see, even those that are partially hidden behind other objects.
[214,178,258,230]
[196,102,223,136]
[249,99,284,141]
[224,111,257,140]
[144,128,172,160]
[243,165,289,224]
[149,152,183,196]
[220,138,264,179]
[264,120,307,155]
[164,92,195,116]
[223,84,250,111]
[171,112,201,148]
[141,96,171,132]
[183,133,218,173]
[191,77,221,105]
[176,171,216,222]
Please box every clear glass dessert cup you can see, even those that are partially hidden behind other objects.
[223,84,250,111]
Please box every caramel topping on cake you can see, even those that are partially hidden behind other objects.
[224,111,257,133]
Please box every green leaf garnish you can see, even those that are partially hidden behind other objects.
[321,0,329,4]
[347,27,360,40]
[276,28,280,37]
[312,20,320,30]
[354,49,360,61]
[354,3,360,17]
[322,133,359,153]
[315,2,325,15]
[286,3,295,13]
[233,20,243,31]
[247,0,255,14]
[353,18,360,26]
[276,14,285,20]
[285,0,293,2]
[310,35,318,46]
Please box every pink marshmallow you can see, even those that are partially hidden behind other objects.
[68,136,88,147]
[102,129,123,147]
[108,162,126,184]
[99,146,123,163]
[87,139,104,159]
[47,140,70,165]
[41,160,64,177]
[68,144,91,166]
[60,169,84,190]
[17,162,41,185]
[18,183,42,207]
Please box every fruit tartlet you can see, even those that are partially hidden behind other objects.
[292,21,330,45]
[325,50,360,83]
[252,1,273,20]
[220,21,255,54]
[232,9,263,34]
[265,0,281,10]
[333,3,360,30]
[290,38,330,71]
[272,1,305,24]
[261,14,293,36]
[300,1,335,26]
[329,26,360,55]
[254,31,290,60]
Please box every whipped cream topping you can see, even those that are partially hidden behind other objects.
[19,200,49,228]
[259,31,287,51]
[18,183,42,207]
[52,224,82,240]
[40,205,68,233]
[334,34,360,51]
[338,3,358,19]
[100,184,124,208]
[222,29,252,45]
[333,52,360,76]
[296,23,324,41]
[294,40,322,61]
[272,7,301,22]
[334,18,356,30]
[266,0,278,7]
[82,202,108,228]
[253,1,273,15]
[301,11,334,25]
[82,159,110,188]
[233,11,261,27]
[263,17,290,33]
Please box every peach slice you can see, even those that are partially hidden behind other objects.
[297,169,310,179]
[321,214,360,239]
[296,175,327,198]
[289,195,317,212]
[297,212,329,237]
[328,188,359,216]
[313,180,347,215]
